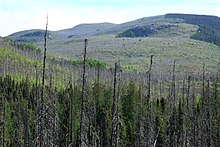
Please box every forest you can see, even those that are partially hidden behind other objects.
[1,26,220,147]
[166,13,220,46]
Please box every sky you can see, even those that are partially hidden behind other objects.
[0,0,220,36]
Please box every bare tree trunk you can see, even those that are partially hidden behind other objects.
[2,82,6,147]
[35,64,39,147]
[207,80,212,147]
[80,39,89,147]
[192,79,196,147]
[110,62,118,147]
[137,82,143,147]
[201,63,205,147]
[172,60,177,146]
[145,55,153,146]
[116,65,121,147]
[181,79,185,147]
[185,76,190,147]
[69,82,73,147]
[45,74,53,146]
[37,15,48,147]
[213,73,219,147]
[24,76,29,147]
[53,88,58,147]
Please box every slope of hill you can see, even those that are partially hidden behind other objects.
[56,22,117,39]
[7,15,180,42]
[3,29,220,147]
[8,29,56,42]
[7,13,220,72]
[166,13,220,45]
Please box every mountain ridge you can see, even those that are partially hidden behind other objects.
[7,15,170,41]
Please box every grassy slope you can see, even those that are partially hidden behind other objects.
[36,22,220,73]
[7,14,220,73]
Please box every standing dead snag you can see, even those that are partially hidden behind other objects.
[192,79,196,147]
[145,55,153,146]
[181,79,185,147]
[80,39,89,147]
[110,62,119,147]
[37,15,48,146]
[24,75,29,147]
[1,79,6,147]
[201,63,205,147]
[207,79,212,147]
[45,74,54,146]
[185,76,190,147]
[171,60,177,146]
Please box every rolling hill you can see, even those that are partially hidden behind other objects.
[3,14,220,147]
[7,13,220,73]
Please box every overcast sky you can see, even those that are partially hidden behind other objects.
[0,0,220,36]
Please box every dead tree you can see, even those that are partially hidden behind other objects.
[110,62,119,147]
[213,71,219,147]
[192,78,197,147]
[80,39,89,147]
[24,75,29,147]
[145,55,153,146]
[45,74,54,146]
[185,76,190,147]
[53,88,58,147]
[207,80,212,147]
[37,15,48,146]
[1,80,6,147]
[201,64,205,147]
[181,79,185,147]
[171,60,177,146]
[69,77,74,147]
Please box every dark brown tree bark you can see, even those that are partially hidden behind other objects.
[185,76,190,147]
[80,39,89,147]
[201,63,205,147]
[110,62,118,147]
[207,80,212,147]
[181,79,185,147]
[24,75,29,147]
[192,78,196,147]
[145,55,153,146]
[37,15,48,146]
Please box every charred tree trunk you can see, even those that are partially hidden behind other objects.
[24,76,29,147]
[192,79,197,147]
[185,76,190,147]
[53,88,58,147]
[207,80,212,147]
[80,39,88,147]
[37,15,48,146]
[201,64,205,147]
[69,82,73,147]
[145,55,153,146]
[110,62,118,147]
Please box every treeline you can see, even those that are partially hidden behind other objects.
[117,25,173,38]
[191,25,220,46]
[1,38,220,147]
[166,13,220,46]
[165,13,220,31]
[8,30,53,43]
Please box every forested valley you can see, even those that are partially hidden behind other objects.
[1,30,220,147]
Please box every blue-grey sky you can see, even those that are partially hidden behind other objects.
[0,0,220,36]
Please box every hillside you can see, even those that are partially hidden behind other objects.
[7,13,220,72]
[7,15,176,42]
[2,26,220,147]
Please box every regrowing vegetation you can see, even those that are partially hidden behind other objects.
[1,13,220,147]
